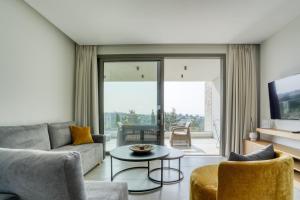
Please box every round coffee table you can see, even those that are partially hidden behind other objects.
[110,145,170,193]
[148,148,184,184]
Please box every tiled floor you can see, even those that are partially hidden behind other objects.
[85,156,300,200]
[164,138,219,155]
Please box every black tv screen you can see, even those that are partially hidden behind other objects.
[268,74,300,120]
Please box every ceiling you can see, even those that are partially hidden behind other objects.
[25,0,300,45]
[164,59,220,81]
[104,62,157,81]
[104,59,220,81]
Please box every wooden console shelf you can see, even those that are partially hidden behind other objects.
[294,161,300,173]
[256,128,300,141]
[244,139,300,160]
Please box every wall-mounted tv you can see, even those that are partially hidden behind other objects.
[268,74,300,120]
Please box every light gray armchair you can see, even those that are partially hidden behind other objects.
[0,148,127,200]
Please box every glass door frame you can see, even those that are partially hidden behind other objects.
[98,54,226,156]
[98,56,165,151]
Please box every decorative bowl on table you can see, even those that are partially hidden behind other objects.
[129,144,154,154]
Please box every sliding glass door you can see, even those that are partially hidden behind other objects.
[163,58,221,155]
[102,61,162,151]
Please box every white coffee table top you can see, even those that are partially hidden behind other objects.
[110,145,170,162]
[163,148,184,160]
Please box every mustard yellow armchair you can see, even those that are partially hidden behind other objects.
[190,152,294,200]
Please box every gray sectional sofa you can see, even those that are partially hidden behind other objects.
[0,122,104,174]
[0,122,128,200]
[0,148,127,200]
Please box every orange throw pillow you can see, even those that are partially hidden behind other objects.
[70,126,94,145]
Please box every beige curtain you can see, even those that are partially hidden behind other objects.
[225,44,258,155]
[74,45,99,134]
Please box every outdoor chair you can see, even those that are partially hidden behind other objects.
[117,122,158,146]
[170,121,191,146]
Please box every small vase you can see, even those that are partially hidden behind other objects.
[249,132,258,141]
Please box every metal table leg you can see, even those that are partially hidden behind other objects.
[148,158,184,184]
[161,159,163,187]
[179,158,181,180]
[148,161,150,176]
[110,156,113,181]
[111,158,164,193]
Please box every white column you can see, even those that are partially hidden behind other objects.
[204,82,212,132]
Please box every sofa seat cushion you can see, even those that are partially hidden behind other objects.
[190,165,218,200]
[48,122,75,149]
[0,124,50,151]
[52,144,103,174]
[84,181,128,200]
[0,193,19,200]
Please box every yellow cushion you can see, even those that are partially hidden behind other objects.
[70,126,94,145]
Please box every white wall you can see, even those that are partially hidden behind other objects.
[260,14,300,149]
[0,0,75,125]
[98,44,227,55]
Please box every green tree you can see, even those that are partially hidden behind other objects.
[164,108,179,131]
[115,113,120,127]
[125,110,139,125]
[151,110,155,125]
[170,108,177,125]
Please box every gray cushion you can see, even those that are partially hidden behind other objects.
[0,193,19,200]
[85,181,128,200]
[228,144,275,161]
[48,121,75,149]
[52,143,103,174]
[0,124,50,151]
[0,148,87,200]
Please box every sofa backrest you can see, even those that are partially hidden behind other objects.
[0,148,87,200]
[0,124,51,151]
[48,121,75,149]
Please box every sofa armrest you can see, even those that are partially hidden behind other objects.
[217,154,294,200]
[0,148,87,200]
[92,134,106,159]
[172,127,188,132]
[92,134,106,143]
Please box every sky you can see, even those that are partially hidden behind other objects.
[164,82,205,115]
[104,81,205,115]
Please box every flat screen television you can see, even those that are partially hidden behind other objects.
[268,74,300,120]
